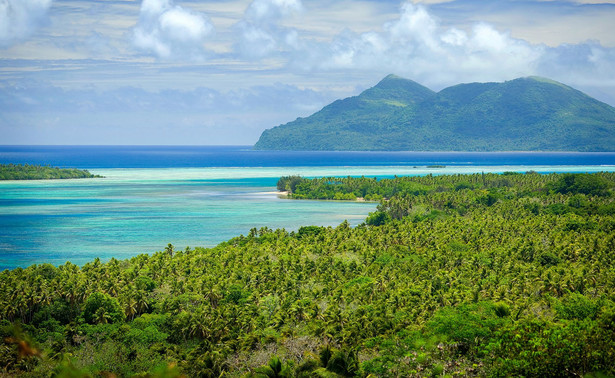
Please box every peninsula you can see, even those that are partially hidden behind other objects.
[0,164,102,180]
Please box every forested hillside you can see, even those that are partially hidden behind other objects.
[1,172,615,377]
[254,75,615,151]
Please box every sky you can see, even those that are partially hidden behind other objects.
[1,0,615,145]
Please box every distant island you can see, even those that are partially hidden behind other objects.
[254,75,615,151]
[0,164,102,180]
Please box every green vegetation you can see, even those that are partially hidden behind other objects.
[2,172,615,376]
[278,175,430,201]
[0,164,102,180]
[254,75,615,151]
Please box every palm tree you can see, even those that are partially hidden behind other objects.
[124,296,138,321]
[253,356,290,378]
[134,289,149,315]
[94,307,111,324]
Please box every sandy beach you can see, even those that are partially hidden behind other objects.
[261,190,289,196]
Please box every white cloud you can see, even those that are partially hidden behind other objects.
[288,2,545,87]
[132,0,214,60]
[245,0,302,23]
[0,0,52,48]
[276,1,615,103]
[538,43,615,88]
[235,0,302,59]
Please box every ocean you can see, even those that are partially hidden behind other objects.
[1,145,615,269]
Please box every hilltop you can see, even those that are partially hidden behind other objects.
[254,75,615,151]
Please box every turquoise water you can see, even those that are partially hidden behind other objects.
[2,165,615,269]
[1,167,375,269]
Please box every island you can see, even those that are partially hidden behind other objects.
[1,171,614,377]
[254,75,615,151]
[0,164,102,180]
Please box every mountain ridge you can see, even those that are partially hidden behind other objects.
[254,75,615,151]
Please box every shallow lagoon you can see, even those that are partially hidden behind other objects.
[2,167,378,269]
[1,159,615,269]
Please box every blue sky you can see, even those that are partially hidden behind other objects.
[1,0,615,145]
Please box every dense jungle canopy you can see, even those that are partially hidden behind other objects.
[1,172,615,377]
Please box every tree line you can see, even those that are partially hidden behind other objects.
[0,164,102,180]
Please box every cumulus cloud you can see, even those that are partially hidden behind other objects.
[132,0,214,60]
[536,42,615,98]
[0,0,52,48]
[290,3,545,87]
[236,0,302,59]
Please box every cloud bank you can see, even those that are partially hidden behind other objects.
[236,0,302,59]
[117,0,615,94]
[132,0,214,60]
[0,80,329,144]
[230,1,611,94]
[286,3,544,86]
[0,0,52,48]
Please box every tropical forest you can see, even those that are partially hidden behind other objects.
[0,164,102,180]
[254,75,615,152]
[2,172,615,377]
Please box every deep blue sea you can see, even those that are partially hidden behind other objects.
[2,145,615,168]
[1,145,614,270]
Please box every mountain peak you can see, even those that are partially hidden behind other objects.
[374,74,425,89]
[255,75,615,151]
[361,74,435,104]
[379,74,406,82]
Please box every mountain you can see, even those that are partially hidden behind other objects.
[254,75,615,151]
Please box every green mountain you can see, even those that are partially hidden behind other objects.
[254,75,615,151]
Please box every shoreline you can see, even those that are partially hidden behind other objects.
[262,190,289,196]
[273,192,373,202]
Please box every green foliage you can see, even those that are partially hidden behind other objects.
[82,292,124,324]
[365,211,390,226]
[1,172,615,376]
[255,75,615,151]
[125,325,168,345]
[296,225,324,238]
[487,314,615,377]
[277,175,306,193]
[0,164,102,180]
[550,173,612,196]
[256,74,437,151]
[493,303,511,318]
[326,349,359,377]
[253,356,291,377]
[538,252,562,267]
[478,190,502,206]
[555,293,602,321]
[183,349,228,378]
[136,275,157,292]
[427,302,508,353]
[285,175,428,201]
